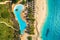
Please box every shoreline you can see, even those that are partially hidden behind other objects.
[34,0,47,40]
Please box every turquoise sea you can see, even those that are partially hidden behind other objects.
[42,0,60,40]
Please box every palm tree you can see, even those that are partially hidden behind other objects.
[21,0,26,4]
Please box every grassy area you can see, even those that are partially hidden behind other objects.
[0,0,21,40]
[0,3,14,40]
[0,0,8,2]
[1,11,10,18]
[0,23,14,40]
[0,4,13,25]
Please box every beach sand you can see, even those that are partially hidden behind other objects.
[34,0,47,40]
[21,12,27,23]
[12,4,15,12]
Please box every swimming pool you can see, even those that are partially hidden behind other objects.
[14,4,27,34]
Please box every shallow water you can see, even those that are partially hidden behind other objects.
[42,0,60,40]
[14,4,27,34]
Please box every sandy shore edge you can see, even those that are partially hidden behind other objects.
[34,0,47,40]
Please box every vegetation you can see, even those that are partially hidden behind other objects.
[27,7,35,23]
[12,0,18,3]
[28,0,33,2]
[0,0,20,40]
[27,13,35,23]
[11,12,20,40]
[0,23,14,40]
[27,25,35,34]
[26,7,35,34]
[0,0,2,2]
[18,30,21,34]
[0,3,14,40]
[0,4,13,25]
[0,2,15,40]
[1,12,10,19]
[28,7,33,13]
[0,0,7,2]
[21,0,26,4]
[27,36,32,40]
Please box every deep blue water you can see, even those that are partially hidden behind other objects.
[14,4,27,34]
[42,0,60,40]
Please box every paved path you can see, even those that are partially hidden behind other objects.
[0,21,18,31]
[0,1,12,4]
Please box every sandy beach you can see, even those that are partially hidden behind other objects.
[34,0,47,40]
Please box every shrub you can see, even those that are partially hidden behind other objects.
[27,36,32,40]
[1,12,10,18]
[12,0,18,3]
[27,25,35,34]
[0,0,2,2]
[28,0,32,2]
[28,7,33,13]
[21,0,26,4]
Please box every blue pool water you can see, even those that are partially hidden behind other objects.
[14,4,27,34]
[42,0,60,40]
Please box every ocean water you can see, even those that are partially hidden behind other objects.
[42,0,60,40]
[14,4,27,34]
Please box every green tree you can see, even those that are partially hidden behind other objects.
[12,0,18,3]
[27,13,35,23]
[28,7,33,13]
[1,12,10,19]
[27,36,32,40]
[27,25,35,34]
[0,0,2,2]
[28,0,33,2]
[21,0,26,4]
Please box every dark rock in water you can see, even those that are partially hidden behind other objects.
[15,9,18,11]
[46,28,49,37]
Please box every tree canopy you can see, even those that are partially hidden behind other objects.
[27,36,32,40]
[1,12,10,19]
